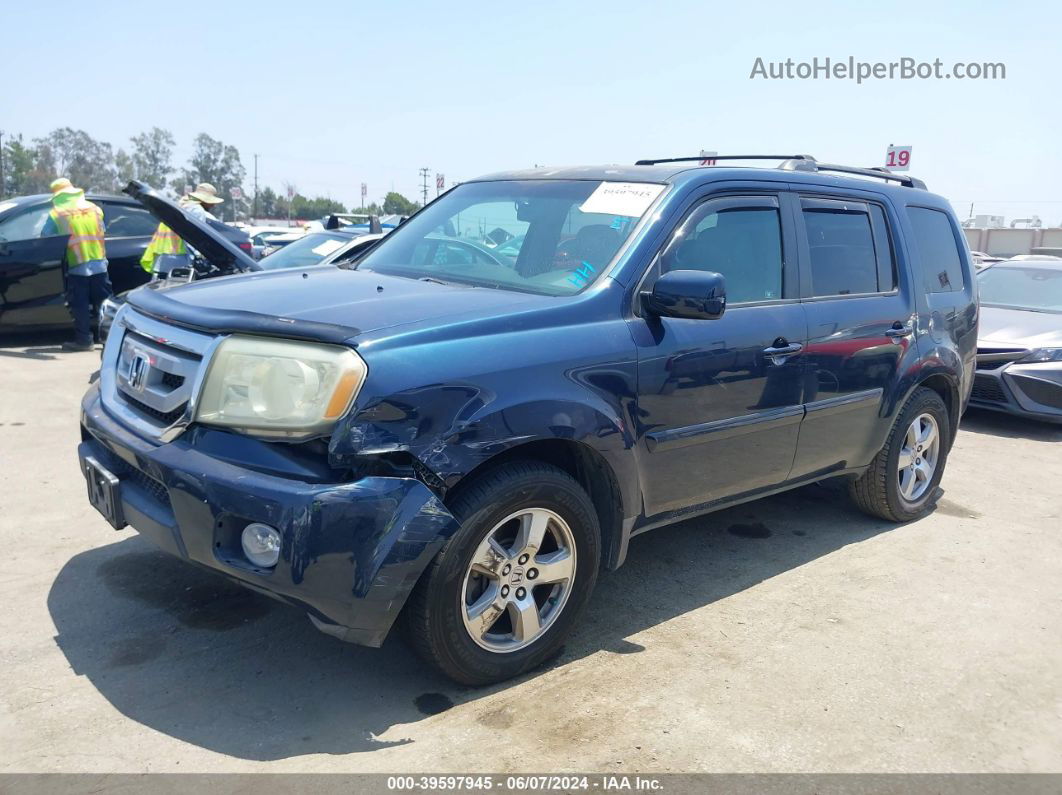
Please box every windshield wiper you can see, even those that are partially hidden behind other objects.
[419,276,452,286]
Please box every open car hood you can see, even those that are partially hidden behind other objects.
[122,180,259,274]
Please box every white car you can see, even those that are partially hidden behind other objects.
[246,225,304,259]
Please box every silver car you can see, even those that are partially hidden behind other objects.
[971,258,1062,422]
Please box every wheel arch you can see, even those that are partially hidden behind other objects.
[912,372,960,449]
[445,438,628,572]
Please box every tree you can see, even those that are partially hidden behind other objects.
[2,134,51,196]
[34,128,117,192]
[129,127,175,190]
[114,148,136,185]
[350,202,384,215]
[256,186,279,218]
[383,191,419,215]
[291,194,347,220]
[173,133,247,221]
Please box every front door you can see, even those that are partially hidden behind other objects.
[630,194,807,518]
[0,203,70,330]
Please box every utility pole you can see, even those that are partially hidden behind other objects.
[419,167,430,206]
[0,130,5,199]
[253,154,259,221]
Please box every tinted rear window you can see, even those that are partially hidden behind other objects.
[906,207,965,293]
[803,209,879,296]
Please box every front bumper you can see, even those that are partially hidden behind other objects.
[968,361,1062,424]
[79,384,458,646]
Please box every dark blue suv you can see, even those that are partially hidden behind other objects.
[78,156,977,684]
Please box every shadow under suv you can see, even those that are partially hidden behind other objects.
[77,155,977,684]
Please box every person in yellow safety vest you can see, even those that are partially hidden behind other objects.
[41,178,112,351]
[140,182,225,276]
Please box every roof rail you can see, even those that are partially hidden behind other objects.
[788,161,928,190]
[634,154,927,189]
[635,154,816,166]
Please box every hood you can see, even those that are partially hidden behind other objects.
[978,305,1062,349]
[126,265,548,344]
[122,180,259,275]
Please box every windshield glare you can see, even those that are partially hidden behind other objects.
[978,266,1062,312]
[257,232,351,270]
[354,180,663,295]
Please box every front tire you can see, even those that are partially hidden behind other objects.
[849,386,950,522]
[405,461,601,685]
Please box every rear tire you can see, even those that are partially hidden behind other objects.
[849,386,950,522]
[405,461,600,686]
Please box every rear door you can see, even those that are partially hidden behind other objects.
[630,192,807,518]
[789,193,916,478]
[0,202,71,330]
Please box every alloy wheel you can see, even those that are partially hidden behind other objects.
[897,412,940,502]
[460,508,577,653]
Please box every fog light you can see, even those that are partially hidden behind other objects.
[241,523,281,568]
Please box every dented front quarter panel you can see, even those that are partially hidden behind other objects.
[330,280,642,516]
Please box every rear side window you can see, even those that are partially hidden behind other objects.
[800,198,894,296]
[906,207,965,293]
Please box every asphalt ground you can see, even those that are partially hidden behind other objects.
[1,336,1060,773]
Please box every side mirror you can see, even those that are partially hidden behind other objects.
[642,269,726,320]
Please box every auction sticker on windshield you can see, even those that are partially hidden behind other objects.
[312,239,346,256]
[579,182,665,217]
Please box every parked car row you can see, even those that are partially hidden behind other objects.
[0,192,251,334]
[969,256,1062,423]
[77,155,980,685]
[96,185,389,343]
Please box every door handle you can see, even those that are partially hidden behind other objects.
[763,341,803,364]
[885,322,914,339]
[763,342,803,356]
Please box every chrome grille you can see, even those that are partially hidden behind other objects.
[116,331,201,418]
[100,306,220,441]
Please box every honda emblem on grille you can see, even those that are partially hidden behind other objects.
[127,352,149,392]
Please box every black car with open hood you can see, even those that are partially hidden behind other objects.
[96,182,261,342]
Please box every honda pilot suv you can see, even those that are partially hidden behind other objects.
[78,156,977,684]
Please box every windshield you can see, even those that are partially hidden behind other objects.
[258,232,352,270]
[978,266,1062,313]
[354,179,665,295]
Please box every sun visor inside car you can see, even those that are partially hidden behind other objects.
[126,286,361,345]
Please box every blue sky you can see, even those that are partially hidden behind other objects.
[4,0,1059,222]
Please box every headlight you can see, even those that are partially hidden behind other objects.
[195,335,366,438]
[1018,348,1062,363]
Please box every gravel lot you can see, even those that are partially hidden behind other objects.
[1,337,1060,774]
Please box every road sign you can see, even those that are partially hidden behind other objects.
[699,150,718,166]
[229,187,242,200]
[885,145,912,172]
[361,182,367,201]
[436,173,445,190]
[286,184,295,199]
